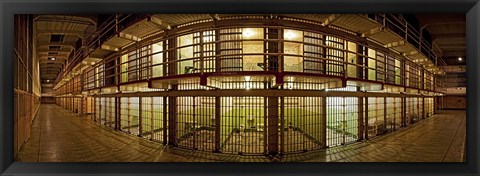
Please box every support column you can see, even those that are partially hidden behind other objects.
[103,97,107,125]
[357,96,364,141]
[150,97,154,140]
[93,97,96,122]
[163,97,168,145]
[267,96,279,155]
[280,97,285,153]
[266,27,279,72]
[422,96,426,119]
[402,96,406,127]
[138,97,143,137]
[115,97,120,130]
[214,97,221,152]
[364,96,369,140]
[168,96,177,146]
[384,97,387,131]
[166,31,177,146]
[321,95,327,148]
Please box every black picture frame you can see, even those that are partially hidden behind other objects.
[1,0,478,175]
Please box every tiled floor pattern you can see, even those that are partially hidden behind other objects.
[16,104,465,162]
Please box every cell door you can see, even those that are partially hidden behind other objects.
[120,97,140,135]
[406,97,418,124]
[281,97,324,154]
[220,97,266,155]
[326,97,358,147]
[367,97,385,137]
[100,97,107,126]
[106,97,115,129]
[141,97,167,143]
[176,97,216,151]
[386,97,401,131]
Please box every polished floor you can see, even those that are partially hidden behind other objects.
[16,104,466,162]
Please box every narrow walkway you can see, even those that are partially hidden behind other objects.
[16,104,466,162]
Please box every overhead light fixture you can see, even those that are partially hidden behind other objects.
[48,57,56,61]
[285,31,296,40]
[458,57,462,61]
[46,80,50,82]
[243,29,254,38]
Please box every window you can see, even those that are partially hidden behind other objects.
[177,34,194,74]
[152,42,163,77]
[346,42,357,78]
[284,29,304,72]
[326,36,345,76]
[242,28,264,71]
[367,49,376,81]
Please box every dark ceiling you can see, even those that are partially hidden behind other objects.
[415,14,466,66]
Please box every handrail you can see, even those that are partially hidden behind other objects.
[54,15,445,94]
[380,14,443,66]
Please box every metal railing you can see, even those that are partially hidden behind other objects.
[54,14,149,88]
[55,15,442,95]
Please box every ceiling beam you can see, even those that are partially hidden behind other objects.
[323,14,341,26]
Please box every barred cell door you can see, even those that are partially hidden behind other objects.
[120,97,140,135]
[141,97,166,143]
[176,97,216,151]
[326,97,358,147]
[101,97,107,126]
[106,97,115,129]
[220,97,266,155]
[281,97,324,154]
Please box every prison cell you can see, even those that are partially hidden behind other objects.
[367,97,386,137]
[100,97,108,126]
[139,97,166,142]
[175,97,216,151]
[281,97,324,154]
[220,97,266,155]
[419,97,424,119]
[120,97,140,135]
[94,97,101,123]
[385,97,402,131]
[326,96,358,147]
[105,97,115,129]
[142,97,167,141]
[426,97,434,117]
[406,97,418,124]
[74,97,80,113]
[82,97,94,119]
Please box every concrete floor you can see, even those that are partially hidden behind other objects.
[16,104,466,162]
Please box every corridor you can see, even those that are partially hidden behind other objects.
[16,104,466,162]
